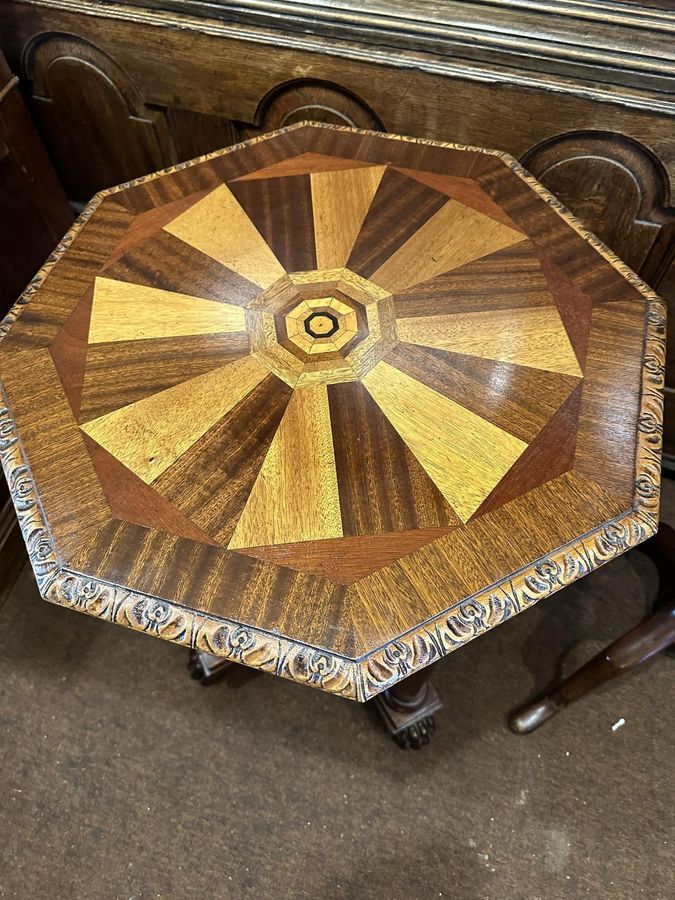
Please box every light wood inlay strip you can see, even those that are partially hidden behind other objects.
[89,277,246,344]
[164,184,286,288]
[397,306,582,376]
[311,166,385,269]
[361,361,528,522]
[229,384,343,548]
[370,199,526,293]
[80,356,269,484]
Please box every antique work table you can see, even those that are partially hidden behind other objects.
[0,123,665,748]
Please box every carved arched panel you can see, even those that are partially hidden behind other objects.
[522,132,675,278]
[22,32,174,200]
[241,79,385,138]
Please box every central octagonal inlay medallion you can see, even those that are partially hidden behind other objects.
[246,268,398,387]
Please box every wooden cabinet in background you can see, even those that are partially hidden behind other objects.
[0,48,72,595]
[1,0,675,459]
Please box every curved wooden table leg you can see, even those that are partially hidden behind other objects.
[373,665,443,749]
[510,523,675,734]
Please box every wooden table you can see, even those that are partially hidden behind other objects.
[0,123,665,748]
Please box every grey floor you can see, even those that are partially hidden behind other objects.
[1,484,674,899]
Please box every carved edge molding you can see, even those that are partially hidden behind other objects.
[0,122,665,703]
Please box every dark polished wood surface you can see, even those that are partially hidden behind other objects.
[0,124,665,700]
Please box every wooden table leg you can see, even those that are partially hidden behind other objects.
[510,522,675,734]
[373,665,443,749]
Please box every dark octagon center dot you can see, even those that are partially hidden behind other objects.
[305,311,339,338]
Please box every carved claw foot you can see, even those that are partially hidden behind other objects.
[372,667,442,749]
[394,715,437,749]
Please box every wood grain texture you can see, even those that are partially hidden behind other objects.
[387,343,580,444]
[81,356,269,484]
[164,184,286,288]
[311,165,385,269]
[361,361,528,522]
[78,331,251,422]
[370,199,526,293]
[81,432,220,545]
[101,229,262,307]
[152,374,293,544]
[397,307,582,376]
[328,381,459,535]
[89,277,246,343]
[229,173,318,273]
[49,287,94,418]
[392,241,553,319]
[0,123,663,701]
[345,167,448,278]
[230,384,342,548]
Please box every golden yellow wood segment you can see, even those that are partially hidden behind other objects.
[339,269,391,304]
[369,200,526,293]
[229,384,343,548]
[361,361,528,522]
[80,356,269,484]
[397,306,583,376]
[311,166,386,269]
[331,328,358,351]
[88,277,247,344]
[163,184,286,288]
[289,269,345,286]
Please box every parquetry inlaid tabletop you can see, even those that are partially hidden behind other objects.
[0,123,665,701]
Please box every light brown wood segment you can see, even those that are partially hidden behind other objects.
[229,385,342,548]
[397,307,583,376]
[370,199,526,294]
[311,165,385,269]
[89,277,247,343]
[164,184,286,288]
[80,356,269,484]
[361,361,528,522]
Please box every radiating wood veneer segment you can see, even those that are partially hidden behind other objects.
[163,183,286,288]
[369,198,526,294]
[392,166,523,231]
[387,344,581,444]
[229,385,342,548]
[228,173,318,273]
[80,356,269,485]
[391,241,553,319]
[78,331,251,423]
[81,432,220,545]
[396,307,582,377]
[152,375,293,545]
[311,165,385,269]
[361,361,528,522]
[345,168,448,278]
[89,277,246,343]
[328,381,459,535]
[102,229,262,307]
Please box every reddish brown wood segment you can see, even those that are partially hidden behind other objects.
[0,123,664,701]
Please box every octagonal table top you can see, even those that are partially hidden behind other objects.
[0,123,665,701]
